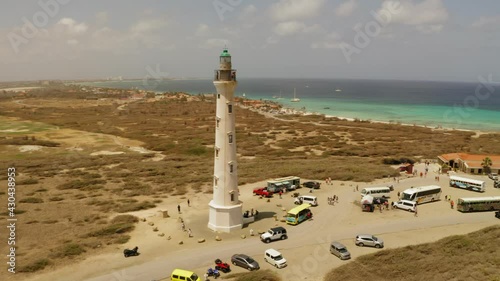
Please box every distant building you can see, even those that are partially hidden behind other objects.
[438,153,500,174]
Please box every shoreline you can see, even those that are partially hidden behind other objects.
[237,98,498,136]
[69,81,500,134]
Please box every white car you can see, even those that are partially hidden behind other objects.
[393,200,416,212]
[264,249,287,268]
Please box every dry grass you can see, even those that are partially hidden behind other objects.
[324,225,500,281]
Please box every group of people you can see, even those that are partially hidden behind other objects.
[327,195,339,205]
[325,177,333,185]
[179,218,193,237]
[243,208,259,218]
[444,195,454,209]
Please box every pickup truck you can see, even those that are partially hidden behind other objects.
[253,188,273,197]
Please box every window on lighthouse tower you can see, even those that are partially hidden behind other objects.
[228,104,232,113]
[228,133,233,144]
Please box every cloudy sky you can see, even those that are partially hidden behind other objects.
[1,0,499,82]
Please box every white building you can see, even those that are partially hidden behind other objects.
[208,49,243,232]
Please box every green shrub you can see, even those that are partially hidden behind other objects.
[18,258,51,272]
[19,197,44,203]
[50,243,86,258]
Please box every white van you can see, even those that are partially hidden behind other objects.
[393,200,417,212]
[294,195,318,206]
[264,248,287,268]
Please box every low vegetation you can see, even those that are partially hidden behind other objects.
[324,225,500,281]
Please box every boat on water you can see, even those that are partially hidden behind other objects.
[335,88,342,92]
[273,90,283,99]
[291,88,300,102]
[242,93,246,97]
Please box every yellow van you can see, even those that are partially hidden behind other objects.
[171,269,201,281]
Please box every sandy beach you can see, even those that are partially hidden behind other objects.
[20,162,499,281]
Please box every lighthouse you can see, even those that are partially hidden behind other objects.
[208,48,243,232]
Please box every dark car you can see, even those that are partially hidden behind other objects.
[495,211,500,219]
[302,181,320,189]
[231,254,260,271]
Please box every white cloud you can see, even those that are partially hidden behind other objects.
[335,0,358,17]
[130,18,167,35]
[95,12,108,26]
[67,39,79,45]
[240,5,258,19]
[57,18,88,34]
[269,0,325,21]
[416,24,443,34]
[378,0,448,33]
[274,21,307,36]
[311,32,343,49]
[274,21,321,36]
[471,15,500,29]
[195,24,210,37]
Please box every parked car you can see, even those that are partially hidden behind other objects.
[253,188,273,197]
[231,254,260,271]
[302,181,320,189]
[355,234,384,248]
[260,227,287,243]
[495,211,500,219]
[264,249,287,268]
[495,180,500,188]
[330,241,351,260]
[489,173,498,181]
[393,200,417,212]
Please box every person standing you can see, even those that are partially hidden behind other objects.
[187,199,190,207]
[177,204,181,214]
[450,200,454,209]
[414,206,418,217]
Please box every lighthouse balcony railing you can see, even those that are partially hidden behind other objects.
[214,70,237,82]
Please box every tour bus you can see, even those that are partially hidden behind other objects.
[401,185,442,204]
[360,187,391,199]
[286,204,312,225]
[456,196,500,212]
[449,175,486,192]
[267,176,301,192]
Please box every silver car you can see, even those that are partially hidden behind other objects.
[355,234,384,248]
[231,254,260,271]
[330,241,351,260]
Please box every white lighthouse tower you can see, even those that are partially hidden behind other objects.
[208,48,243,233]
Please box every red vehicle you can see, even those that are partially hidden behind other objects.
[215,258,231,273]
[253,188,273,197]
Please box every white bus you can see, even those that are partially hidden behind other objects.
[401,185,442,204]
[360,187,391,199]
[267,176,301,192]
[449,176,486,192]
[456,196,500,212]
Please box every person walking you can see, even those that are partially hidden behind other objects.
[414,206,418,217]
[187,199,190,207]
[450,200,454,209]
[177,204,181,214]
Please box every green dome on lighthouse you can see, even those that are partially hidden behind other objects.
[220,48,231,57]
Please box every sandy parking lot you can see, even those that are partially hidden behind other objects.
[23,162,500,281]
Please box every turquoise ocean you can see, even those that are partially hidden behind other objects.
[78,78,500,132]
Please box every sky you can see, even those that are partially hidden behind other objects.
[1,0,499,82]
